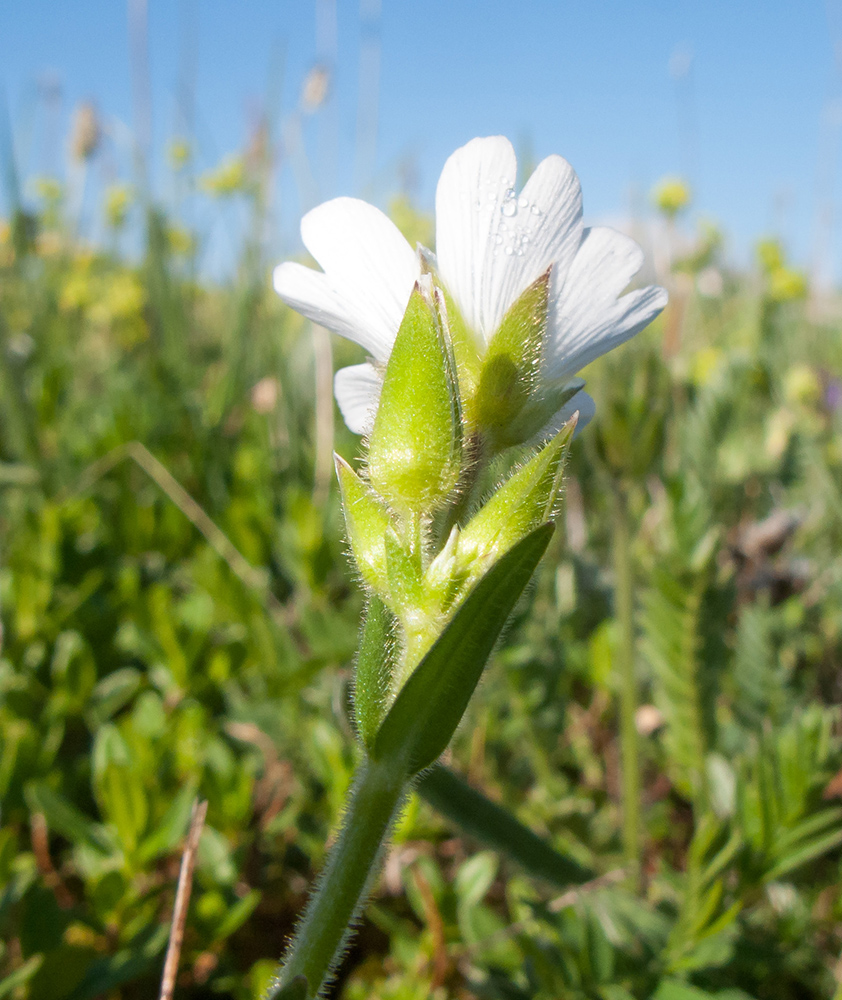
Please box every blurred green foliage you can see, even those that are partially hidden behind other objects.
[1,167,842,1000]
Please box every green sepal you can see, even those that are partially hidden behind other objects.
[473,269,550,439]
[457,417,575,579]
[499,376,585,449]
[372,523,554,775]
[440,286,482,401]
[416,764,594,889]
[367,284,461,513]
[353,596,395,749]
[335,455,392,598]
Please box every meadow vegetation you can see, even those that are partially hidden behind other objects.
[2,129,842,1000]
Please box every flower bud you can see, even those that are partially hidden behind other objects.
[366,283,461,514]
[456,415,576,584]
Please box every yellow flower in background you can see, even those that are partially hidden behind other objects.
[0,219,12,266]
[166,224,196,256]
[756,238,807,302]
[769,267,806,302]
[59,254,96,312]
[168,138,191,171]
[653,176,691,218]
[90,272,145,325]
[105,184,133,229]
[32,177,63,207]
[91,271,148,347]
[200,156,248,197]
[757,238,784,273]
[765,406,796,461]
[30,177,64,231]
[689,346,723,388]
[784,364,821,408]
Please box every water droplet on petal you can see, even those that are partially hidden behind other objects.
[504,245,514,256]
[518,196,529,208]
[530,204,542,216]
[501,188,517,217]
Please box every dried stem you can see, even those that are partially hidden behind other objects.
[30,812,74,908]
[159,798,208,1000]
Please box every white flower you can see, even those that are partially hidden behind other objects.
[274,136,667,436]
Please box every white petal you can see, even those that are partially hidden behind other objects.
[544,227,668,381]
[275,197,419,361]
[436,138,584,344]
[274,262,378,348]
[334,362,381,435]
[435,136,517,341]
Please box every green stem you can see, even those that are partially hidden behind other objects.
[612,482,641,891]
[267,756,407,999]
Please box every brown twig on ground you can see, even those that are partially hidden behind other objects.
[158,799,208,1000]
[30,812,74,908]
[413,865,449,990]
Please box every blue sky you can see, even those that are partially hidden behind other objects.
[0,0,838,276]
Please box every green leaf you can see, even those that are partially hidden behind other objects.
[99,764,148,856]
[0,956,43,1000]
[367,284,460,512]
[212,888,262,941]
[765,822,842,881]
[25,782,113,855]
[416,764,593,888]
[373,523,553,774]
[84,668,142,729]
[269,975,308,1000]
[137,783,197,864]
[653,982,756,1000]
[64,929,169,1000]
[353,597,395,749]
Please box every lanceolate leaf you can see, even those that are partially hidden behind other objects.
[416,763,593,888]
[25,782,113,855]
[270,976,308,1000]
[373,523,554,774]
[353,597,395,749]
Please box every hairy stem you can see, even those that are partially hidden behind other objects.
[267,757,407,999]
